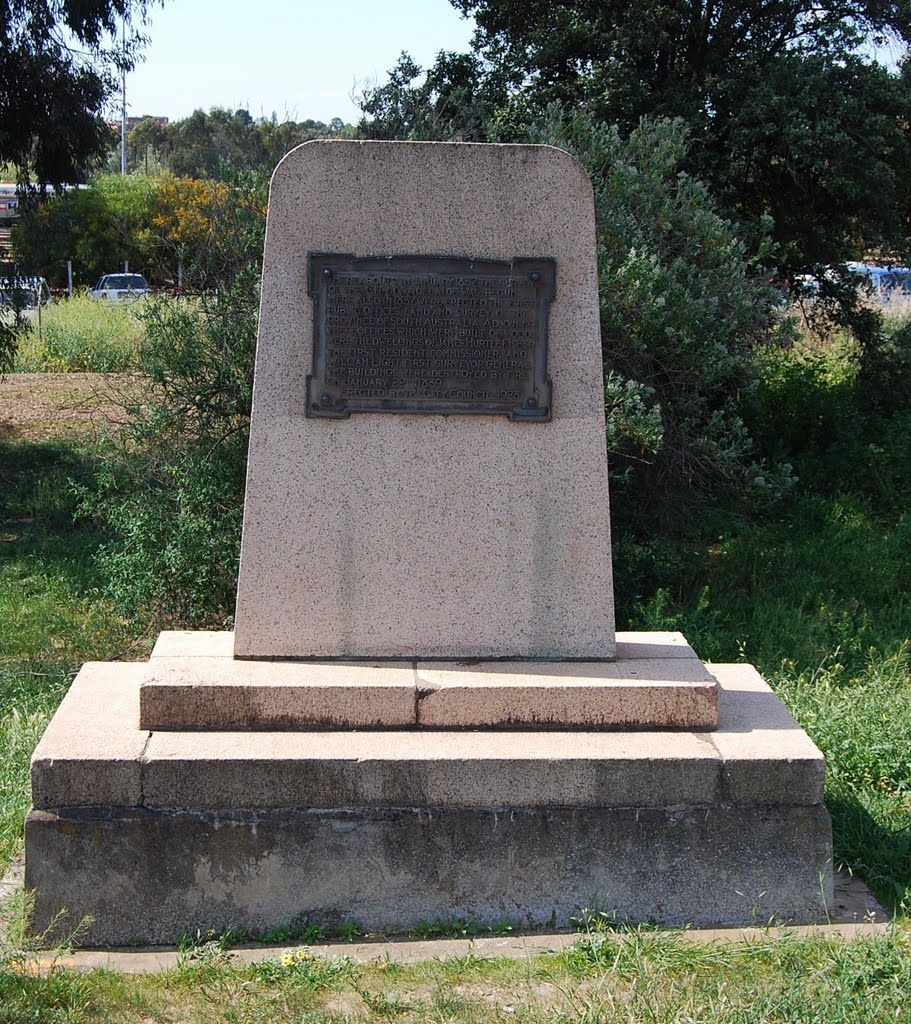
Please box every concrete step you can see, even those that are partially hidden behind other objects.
[138,630,718,730]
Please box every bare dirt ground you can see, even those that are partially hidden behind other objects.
[0,372,138,443]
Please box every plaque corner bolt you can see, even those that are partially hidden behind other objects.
[320,393,332,404]
[529,271,540,283]
[322,267,333,278]
[525,396,538,408]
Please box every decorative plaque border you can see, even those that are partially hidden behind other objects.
[306,253,555,421]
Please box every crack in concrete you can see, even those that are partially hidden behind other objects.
[137,731,153,808]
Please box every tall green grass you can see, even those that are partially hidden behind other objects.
[0,441,140,866]
[13,294,145,373]
[619,494,911,912]
[616,318,911,913]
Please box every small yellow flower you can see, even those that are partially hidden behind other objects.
[280,954,294,968]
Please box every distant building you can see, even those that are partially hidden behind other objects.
[127,116,169,129]
[106,116,169,131]
[0,183,19,223]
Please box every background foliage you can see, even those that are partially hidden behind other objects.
[75,172,266,625]
[447,0,911,276]
[121,107,351,178]
[0,0,152,185]
[532,111,789,508]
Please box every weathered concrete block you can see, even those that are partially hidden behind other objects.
[31,660,825,813]
[26,654,833,941]
[30,663,148,809]
[139,632,719,730]
[415,658,718,728]
[25,803,834,945]
[614,631,698,659]
[140,727,722,810]
[708,663,826,804]
[150,631,234,659]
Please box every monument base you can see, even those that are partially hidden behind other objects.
[139,630,719,730]
[25,634,833,945]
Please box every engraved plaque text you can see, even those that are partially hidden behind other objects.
[307,254,554,420]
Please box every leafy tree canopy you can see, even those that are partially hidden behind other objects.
[0,0,153,185]
[122,108,353,179]
[363,1,911,275]
[456,0,911,270]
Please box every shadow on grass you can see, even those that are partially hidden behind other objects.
[0,437,141,674]
[0,438,111,581]
[829,793,911,917]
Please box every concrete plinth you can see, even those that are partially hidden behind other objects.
[139,631,718,730]
[27,803,832,946]
[26,641,833,944]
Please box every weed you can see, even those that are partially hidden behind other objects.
[258,921,327,945]
[257,924,295,944]
[570,906,621,933]
[13,294,145,373]
[175,938,234,976]
[357,985,413,1017]
[250,948,355,990]
[334,918,364,942]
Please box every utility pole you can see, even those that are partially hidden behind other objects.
[120,17,127,174]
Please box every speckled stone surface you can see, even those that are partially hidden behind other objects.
[31,663,821,813]
[414,659,718,728]
[137,632,717,729]
[233,141,615,659]
[139,658,418,730]
[29,663,147,809]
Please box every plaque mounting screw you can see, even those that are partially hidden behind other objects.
[322,267,333,278]
[320,393,331,403]
[525,396,538,408]
[529,271,540,283]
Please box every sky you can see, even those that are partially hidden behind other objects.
[122,0,477,126]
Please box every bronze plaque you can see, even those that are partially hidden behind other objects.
[306,253,554,420]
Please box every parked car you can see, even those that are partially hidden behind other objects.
[0,275,52,309]
[794,262,911,307]
[90,273,150,301]
[847,262,911,306]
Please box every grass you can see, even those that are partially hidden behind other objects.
[0,440,142,866]
[13,294,146,373]
[617,492,911,914]
[2,927,911,1022]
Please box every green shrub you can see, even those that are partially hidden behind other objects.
[531,111,793,514]
[748,314,911,511]
[78,175,265,627]
[79,286,255,627]
[13,293,145,372]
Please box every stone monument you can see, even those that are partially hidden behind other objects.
[25,141,832,944]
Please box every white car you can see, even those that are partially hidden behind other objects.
[90,273,150,301]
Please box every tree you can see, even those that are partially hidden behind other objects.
[79,172,269,625]
[123,108,350,179]
[531,110,790,506]
[358,51,503,141]
[12,174,158,286]
[0,1,154,186]
[151,174,265,290]
[371,1,911,277]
